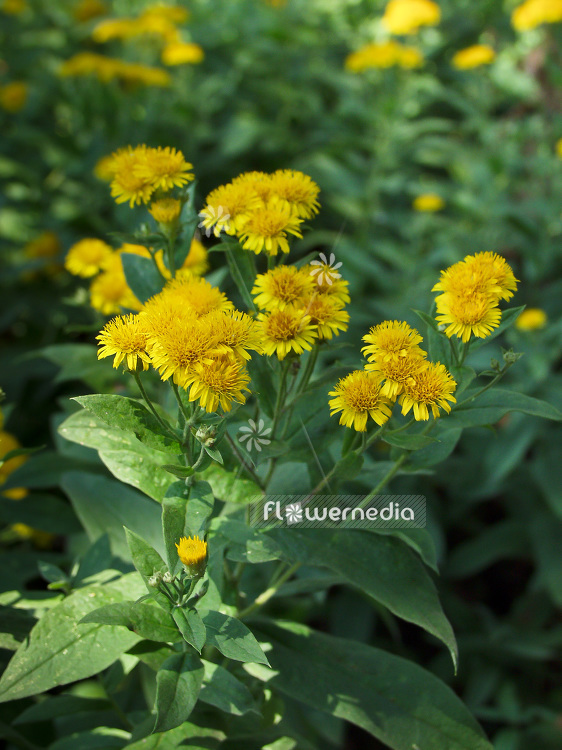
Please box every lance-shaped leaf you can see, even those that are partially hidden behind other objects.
[154,652,204,732]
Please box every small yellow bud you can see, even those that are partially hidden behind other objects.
[176,535,208,578]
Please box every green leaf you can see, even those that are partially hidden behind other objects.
[0,493,81,535]
[0,445,44,464]
[98,448,175,502]
[0,574,144,703]
[13,695,110,725]
[213,518,283,564]
[225,244,256,310]
[200,659,255,715]
[201,464,262,505]
[409,427,463,468]
[252,620,492,750]
[271,529,457,668]
[162,481,214,575]
[81,602,179,643]
[161,464,194,479]
[73,395,181,453]
[127,721,224,750]
[204,445,223,465]
[469,306,524,351]
[62,472,163,561]
[332,450,364,481]
[154,652,204,732]
[201,610,269,665]
[383,433,437,450]
[450,388,562,428]
[172,608,206,653]
[124,529,169,612]
[0,606,36,651]
[121,251,165,303]
[173,206,199,269]
[412,308,450,365]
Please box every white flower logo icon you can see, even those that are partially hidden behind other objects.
[309,252,342,286]
[237,419,272,453]
[198,204,231,238]
[285,503,303,524]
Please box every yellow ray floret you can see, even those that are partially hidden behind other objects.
[329,370,393,432]
[399,361,457,420]
[161,276,233,317]
[258,307,318,359]
[203,310,264,361]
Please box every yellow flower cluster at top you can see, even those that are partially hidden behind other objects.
[512,0,562,30]
[330,321,456,430]
[382,0,441,35]
[345,41,423,72]
[433,252,518,343]
[65,238,208,315]
[199,170,320,256]
[60,53,171,87]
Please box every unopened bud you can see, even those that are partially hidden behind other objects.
[196,425,217,448]
[148,572,162,588]
[162,571,174,584]
[490,358,501,372]
[502,349,523,365]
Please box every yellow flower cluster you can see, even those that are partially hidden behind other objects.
[382,0,441,35]
[60,53,171,87]
[0,81,27,112]
[199,170,320,255]
[105,145,194,209]
[433,252,518,343]
[251,263,350,358]
[97,276,262,413]
[512,0,562,30]
[345,41,423,71]
[452,44,496,70]
[65,239,207,315]
[92,5,204,68]
[329,320,457,429]
[413,193,444,212]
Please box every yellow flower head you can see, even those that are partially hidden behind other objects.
[345,41,423,71]
[301,263,351,302]
[97,314,151,371]
[0,82,27,113]
[252,265,315,311]
[329,370,393,432]
[382,0,441,35]
[258,307,317,359]
[556,138,562,159]
[269,170,321,220]
[362,320,424,363]
[110,146,155,207]
[365,348,428,399]
[0,430,27,486]
[512,0,562,31]
[162,41,204,66]
[239,199,303,256]
[413,193,444,212]
[176,535,207,576]
[302,294,349,340]
[149,197,182,224]
[515,307,547,331]
[184,352,251,412]
[204,309,263,361]
[94,154,118,182]
[162,276,233,317]
[24,231,61,261]
[232,171,274,202]
[182,238,209,276]
[463,252,518,302]
[436,292,502,343]
[200,182,262,236]
[65,238,113,277]
[399,361,456,420]
[89,254,141,315]
[452,44,496,70]
[73,0,107,22]
[135,146,194,192]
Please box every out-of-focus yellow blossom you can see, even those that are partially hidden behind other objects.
[149,197,182,224]
[94,154,117,181]
[73,0,107,22]
[0,430,27,500]
[556,138,562,158]
[89,252,142,315]
[162,41,204,66]
[452,44,496,69]
[413,193,444,212]
[24,231,61,261]
[0,82,27,112]
[512,0,562,30]
[382,0,441,35]
[1,0,26,14]
[65,238,113,278]
[93,5,188,44]
[345,41,423,71]
[515,308,547,331]
[60,53,171,87]
[182,238,209,277]
[11,524,54,549]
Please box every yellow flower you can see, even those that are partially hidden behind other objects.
[1,0,26,15]
[365,348,428,399]
[110,147,155,207]
[515,308,547,331]
[452,44,495,70]
[413,193,444,212]
[11,524,54,548]
[60,53,170,87]
[556,138,562,158]
[149,197,182,224]
[252,265,315,311]
[143,5,189,24]
[436,292,502,343]
[184,352,251,412]
[0,82,27,113]
[24,231,61,261]
[65,238,113,277]
[162,276,233,317]
[463,252,518,302]
[232,171,274,202]
[73,0,107,22]
[399,361,456,420]
[512,0,562,31]
[301,263,351,303]
[89,254,141,315]
[204,309,263,361]
[362,320,424,363]
[200,182,262,236]
[135,146,194,192]
[329,370,393,432]
[382,0,441,35]
[268,170,321,220]
[0,430,27,489]
[162,41,204,66]
[176,535,207,576]
[302,294,349,340]
[345,41,423,71]
[118,63,171,88]
[258,307,317,359]
[93,155,117,181]
[97,314,151,371]
[239,199,303,256]
[182,238,209,276]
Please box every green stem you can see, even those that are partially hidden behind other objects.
[455,369,506,409]
[225,246,255,310]
[271,360,290,439]
[132,372,178,441]
[172,382,192,424]
[358,453,407,509]
[225,432,265,489]
[297,345,319,394]
[239,562,300,618]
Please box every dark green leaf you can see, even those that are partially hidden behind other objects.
[201,610,269,665]
[154,652,204,732]
[199,659,255,716]
[81,601,179,643]
[172,608,206,653]
[121,251,165,304]
[383,433,437,450]
[162,480,214,575]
